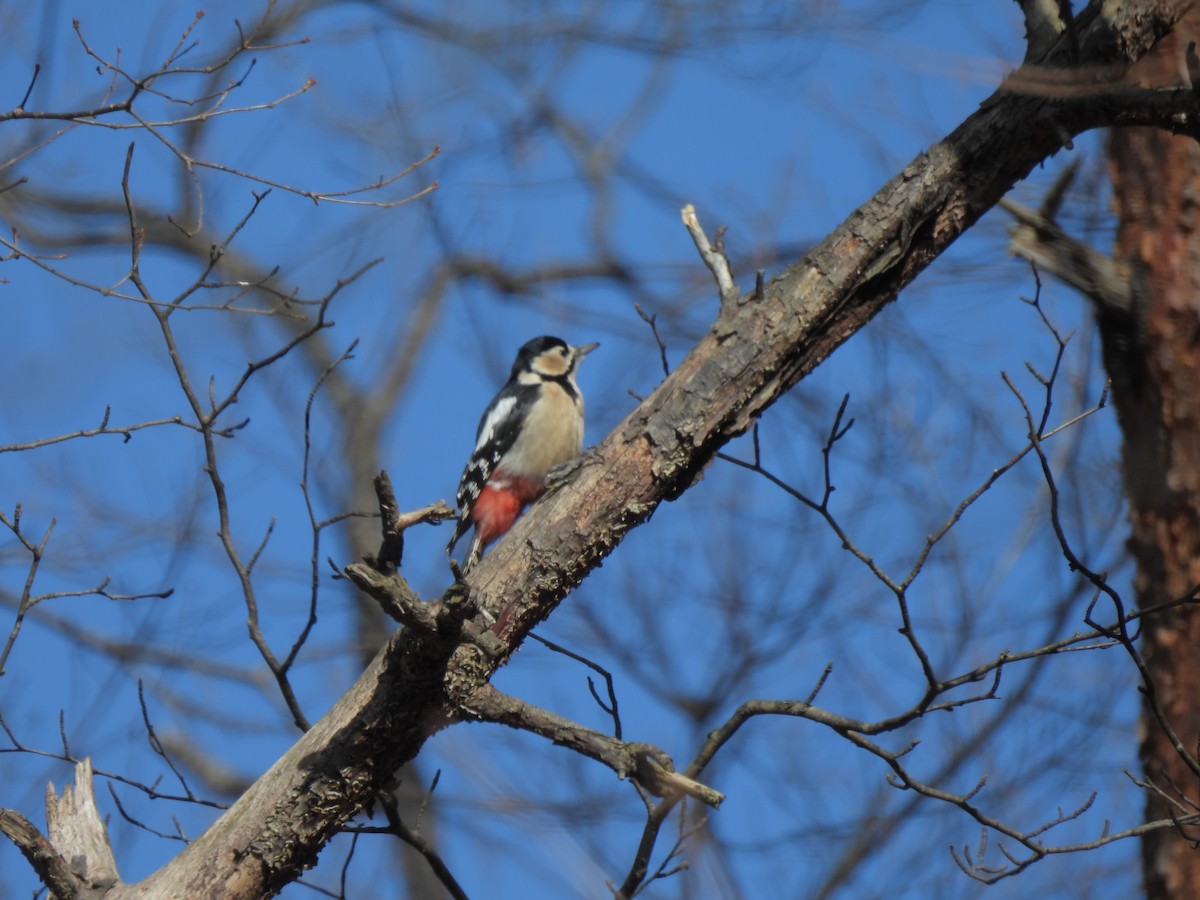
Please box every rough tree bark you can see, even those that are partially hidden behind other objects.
[4,2,1199,897]
[1106,10,1200,898]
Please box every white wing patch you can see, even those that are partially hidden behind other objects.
[474,396,516,454]
[453,394,518,513]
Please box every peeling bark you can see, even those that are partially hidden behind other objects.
[1107,11,1200,897]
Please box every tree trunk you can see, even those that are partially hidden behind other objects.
[1107,12,1200,898]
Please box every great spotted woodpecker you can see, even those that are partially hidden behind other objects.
[447,336,598,571]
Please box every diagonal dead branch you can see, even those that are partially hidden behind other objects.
[1000,194,1132,314]
[459,683,724,807]
[0,809,80,898]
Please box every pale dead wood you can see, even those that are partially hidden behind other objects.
[46,760,122,896]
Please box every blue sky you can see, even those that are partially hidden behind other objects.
[0,2,1142,898]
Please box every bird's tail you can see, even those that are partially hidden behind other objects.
[446,515,469,557]
[461,533,484,573]
[447,518,484,573]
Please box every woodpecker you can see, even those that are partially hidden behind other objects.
[447,336,598,571]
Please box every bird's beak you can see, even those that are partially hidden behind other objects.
[575,342,599,358]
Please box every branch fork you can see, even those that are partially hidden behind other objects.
[345,470,458,631]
